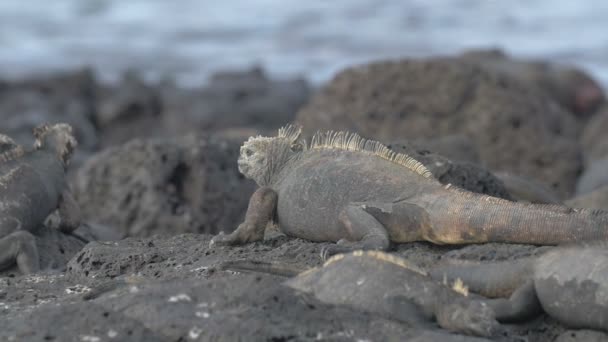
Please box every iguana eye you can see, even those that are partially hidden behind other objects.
[244,149,254,157]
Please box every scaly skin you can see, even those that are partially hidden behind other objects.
[429,243,608,332]
[221,251,501,337]
[211,125,608,258]
[0,123,80,274]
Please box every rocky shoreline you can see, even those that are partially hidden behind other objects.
[2,49,608,341]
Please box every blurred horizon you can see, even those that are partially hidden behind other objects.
[1,0,607,86]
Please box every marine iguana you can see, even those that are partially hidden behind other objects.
[428,243,608,332]
[221,250,501,337]
[0,123,80,274]
[210,125,608,258]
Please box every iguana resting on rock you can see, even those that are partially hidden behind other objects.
[0,123,81,274]
[429,243,608,332]
[221,250,502,337]
[211,125,608,258]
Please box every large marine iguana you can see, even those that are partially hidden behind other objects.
[221,250,501,337]
[210,125,608,258]
[428,243,608,332]
[0,123,81,274]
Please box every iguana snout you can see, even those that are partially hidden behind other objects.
[238,125,305,186]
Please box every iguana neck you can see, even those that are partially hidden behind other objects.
[259,144,304,187]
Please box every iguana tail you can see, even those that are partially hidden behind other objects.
[218,259,307,277]
[425,188,608,245]
[428,258,533,298]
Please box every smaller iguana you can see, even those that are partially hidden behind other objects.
[220,250,502,337]
[428,242,608,333]
[0,123,81,274]
[211,125,608,259]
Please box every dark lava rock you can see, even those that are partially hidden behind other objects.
[576,157,608,196]
[0,68,99,155]
[460,48,605,118]
[413,134,480,164]
[567,185,608,210]
[163,66,310,135]
[555,330,608,342]
[65,234,325,283]
[493,171,562,204]
[0,232,566,341]
[95,70,164,147]
[61,234,538,341]
[1,301,163,342]
[71,135,256,238]
[386,140,512,200]
[581,105,608,164]
[91,275,417,341]
[295,57,582,198]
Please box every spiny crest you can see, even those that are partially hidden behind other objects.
[310,130,432,178]
[33,123,74,148]
[243,124,304,152]
[324,250,428,276]
[0,134,25,163]
[451,278,469,297]
[277,124,302,143]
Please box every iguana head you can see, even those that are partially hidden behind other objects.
[0,134,24,162]
[238,125,305,186]
[33,123,78,167]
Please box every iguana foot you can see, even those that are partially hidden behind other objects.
[0,230,40,274]
[210,186,277,248]
[436,299,502,337]
[209,228,261,247]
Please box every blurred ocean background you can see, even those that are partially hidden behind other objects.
[1,0,607,86]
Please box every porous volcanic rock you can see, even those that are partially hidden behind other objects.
[163,66,310,135]
[576,157,608,196]
[581,105,608,164]
[71,134,256,238]
[95,70,164,147]
[295,57,582,197]
[413,134,480,164]
[555,330,608,342]
[58,234,552,341]
[0,68,99,154]
[567,185,608,210]
[460,49,605,118]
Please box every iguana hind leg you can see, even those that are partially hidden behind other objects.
[0,230,39,274]
[485,280,542,323]
[210,186,278,247]
[320,203,390,260]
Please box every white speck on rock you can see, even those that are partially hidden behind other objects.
[169,293,192,302]
[66,284,91,294]
[108,329,118,338]
[129,286,139,293]
[189,327,203,339]
[80,336,101,342]
[195,311,210,318]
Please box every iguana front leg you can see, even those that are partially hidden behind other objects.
[57,190,81,233]
[210,187,278,247]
